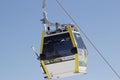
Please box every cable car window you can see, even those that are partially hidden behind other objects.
[42,33,74,64]
[74,33,87,67]
[74,33,86,49]
[78,49,88,67]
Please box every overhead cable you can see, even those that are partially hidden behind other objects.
[55,0,120,79]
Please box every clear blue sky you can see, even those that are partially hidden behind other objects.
[0,0,120,80]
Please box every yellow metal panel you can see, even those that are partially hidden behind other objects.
[75,53,79,73]
[67,26,76,47]
[40,31,45,54]
[67,25,79,73]
[40,31,51,78]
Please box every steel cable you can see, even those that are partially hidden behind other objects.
[55,0,120,79]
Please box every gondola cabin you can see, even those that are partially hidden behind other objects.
[40,24,88,79]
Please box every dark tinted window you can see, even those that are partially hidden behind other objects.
[74,33,86,49]
[42,33,74,60]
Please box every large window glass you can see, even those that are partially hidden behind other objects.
[78,49,88,67]
[74,33,88,67]
[42,33,74,64]
[74,33,86,49]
